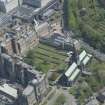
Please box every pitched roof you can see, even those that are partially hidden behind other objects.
[65,62,77,77]
[83,54,92,65]
[79,50,87,62]
[69,68,80,81]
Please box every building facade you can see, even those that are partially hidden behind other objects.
[23,0,52,8]
[0,53,49,105]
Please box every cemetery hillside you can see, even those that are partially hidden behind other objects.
[67,0,105,53]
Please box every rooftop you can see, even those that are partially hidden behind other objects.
[86,99,99,105]
[23,0,52,8]
[79,50,87,62]
[65,62,77,77]
[11,0,58,21]
[0,83,17,99]
[82,54,92,65]
[12,5,36,21]
[23,85,34,96]
[43,9,55,17]
[69,68,80,81]
[0,14,12,27]
[41,0,53,8]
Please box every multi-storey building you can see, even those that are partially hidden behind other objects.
[0,22,51,55]
[0,53,49,105]
[0,21,39,55]
[0,0,63,105]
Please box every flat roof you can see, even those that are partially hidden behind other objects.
[0,84,17,99]
[69,68,80,81]
[65,62,77,77]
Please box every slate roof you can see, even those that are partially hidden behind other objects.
[0,14,11,26]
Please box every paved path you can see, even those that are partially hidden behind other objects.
[60,89,77,105]
[47,88,61,105]
[40,87,55,105]
[42,86,77,105]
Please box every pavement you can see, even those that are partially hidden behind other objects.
[40,87,56,105]
[60,88,77,105]
[46,88,61,105]
[48,86,77,105]
[40,86,77,105]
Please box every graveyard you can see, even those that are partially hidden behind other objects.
[67,0,105,52]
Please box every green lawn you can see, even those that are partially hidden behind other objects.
[24,43,68,73]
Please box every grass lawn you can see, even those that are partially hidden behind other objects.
[24,43,68,73]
